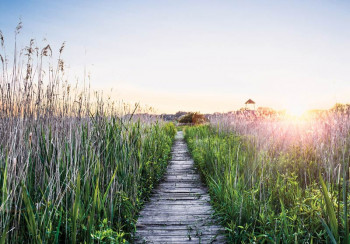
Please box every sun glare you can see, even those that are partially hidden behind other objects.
[286,105,308,117]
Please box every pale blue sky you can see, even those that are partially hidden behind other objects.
[1,0,350,113]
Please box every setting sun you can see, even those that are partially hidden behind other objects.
[286,105,308,117]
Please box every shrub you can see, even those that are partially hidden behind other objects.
[178,112,207,125]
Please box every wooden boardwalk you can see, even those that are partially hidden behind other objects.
[134,131,226,243]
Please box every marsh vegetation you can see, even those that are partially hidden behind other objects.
[185,111,350,243]
[0,26,176,243]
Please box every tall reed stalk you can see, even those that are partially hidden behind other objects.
[0,24,176,243]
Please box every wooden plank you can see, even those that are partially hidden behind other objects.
[136,225,223,233]
[136,223,222,229]
[137,216,215,223]
[140,204,215,212]
[154,189,206,194]
[147,196,211,202]
[136,219,216,226]
[138,210,215,216]
[136,228,224,235]
[135,235,226,244]
[152,184,206,189]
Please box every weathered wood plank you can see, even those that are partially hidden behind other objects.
[134,131,226,243]
[136,225,223,233]
[137,235,226,244]
[141,204,213,210]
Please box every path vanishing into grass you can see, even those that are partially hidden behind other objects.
[134,131,226,243]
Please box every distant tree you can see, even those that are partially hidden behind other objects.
[192,112,207,124]
[175,111,187,119]
[178,113,193,123]
[331,103,350,114]
[178,112,207,125]
[257,107,276,116]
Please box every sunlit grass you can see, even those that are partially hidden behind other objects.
[185,111,350,242]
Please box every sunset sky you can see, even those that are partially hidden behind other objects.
[1,0,350,113]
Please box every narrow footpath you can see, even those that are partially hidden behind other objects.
[134,131,226,243]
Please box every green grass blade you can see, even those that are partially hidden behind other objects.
[88,177,99,242]
[0,225,8,244]
[320,217,337,244]
[343,160,349,244]
[280,198,289,238]
[102,166,118,207]
[319,172,339,241]
[72,173,81,244]
[21,183,42,243]
[2,157,8,206]
[54,206,63,244]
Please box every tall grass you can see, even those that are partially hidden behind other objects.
[0,24,176,243]
[185,112,350,243]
